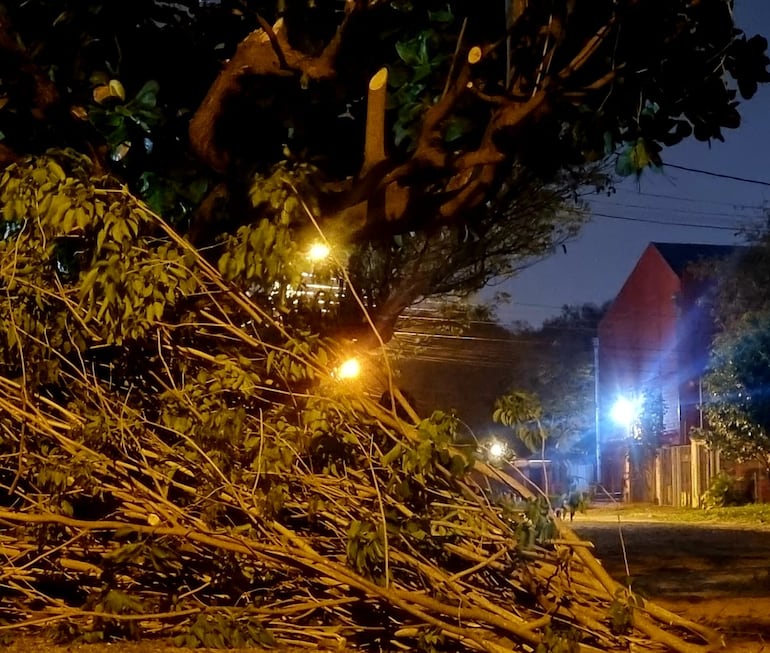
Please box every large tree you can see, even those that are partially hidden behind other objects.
[1,0,768,341]
[703,317,770,466]
[700,236,770,467]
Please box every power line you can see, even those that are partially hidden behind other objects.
[663,163,770,187]
[591,211,750,231]
[397,340,697,367]
[403,355,522,368]
[394,330,541,344]
[400,314,506,326]
[589,198,762,221]
[609,188,766,210]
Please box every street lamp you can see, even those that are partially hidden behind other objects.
[611,396,639,429]
[481,437,510,464]
[307,241,331,262]
[610,395,640,503]
[336,357,361,380]
[488,440,507,462]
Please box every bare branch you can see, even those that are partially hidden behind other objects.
[254,13,289,70]
[442,17,468,99]
[558,19,616,81]
[490,87,550,132]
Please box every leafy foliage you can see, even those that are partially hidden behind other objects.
[695,233,770,466]
[0,157,577,648]
[703,312,770,464]
[174,612,276,650]
[508,304,606,455]
[635,388,666,450]
[0,150,197,384]
[700,470,753,509]
[493,391,548,454]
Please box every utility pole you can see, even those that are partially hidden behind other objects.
[593,337,601,486]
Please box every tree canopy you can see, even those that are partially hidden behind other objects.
[391,303,605,455]
[700,236,770,466]
[1,0,768,340]
[507,304,606,455]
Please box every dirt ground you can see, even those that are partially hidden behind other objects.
[571,513,770,652]
[5,513,770,652]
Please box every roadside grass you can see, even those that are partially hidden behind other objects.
[582,502,770,526]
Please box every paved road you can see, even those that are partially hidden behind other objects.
[571,518,770,649]
[572,519,770,598]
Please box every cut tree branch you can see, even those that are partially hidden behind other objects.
[190,8,362,173]
[362,68,388,174]
[558,19,616,81]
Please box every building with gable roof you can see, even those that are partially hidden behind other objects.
[596,242,740,504]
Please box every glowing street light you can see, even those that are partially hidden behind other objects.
[488,440,506,461]
[336,357,361,380]
[611,394,642,502]
[307,242,331,262]
[482,437,510,463]
[610,396,639,427]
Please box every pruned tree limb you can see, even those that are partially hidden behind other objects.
[558,19,616,81]
[189,6,620,246]
[362,67,388,174]
[254,13,290,70]
[190,6,363,173]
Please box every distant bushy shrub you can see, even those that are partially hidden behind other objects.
[701,471,752,509]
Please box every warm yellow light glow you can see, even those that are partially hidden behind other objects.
[336,357,361,380]
[307,242,331,261]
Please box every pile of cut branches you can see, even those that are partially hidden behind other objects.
[0,152,719,652]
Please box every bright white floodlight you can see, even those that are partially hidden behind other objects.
[611,396,638,426]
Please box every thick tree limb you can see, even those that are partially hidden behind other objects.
[189,25,286,173]
[558,20,616,81]
[362,68,388,174]
[359,14,614,234]
[413,47,481,165]
[190,5,619,245]
[190,8,360,173]
[254,13,290,70]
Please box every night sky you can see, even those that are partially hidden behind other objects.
[490,1,770,328]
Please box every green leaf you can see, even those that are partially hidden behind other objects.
[449,453,467,477]
[443,116,472,143]
[395,39,420,65]
[134,80,160,108]
[428,8,453,22]
[381,443,403,467]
